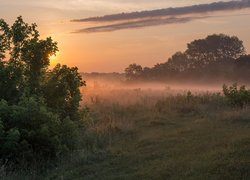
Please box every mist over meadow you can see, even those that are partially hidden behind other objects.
[1,0,250,179]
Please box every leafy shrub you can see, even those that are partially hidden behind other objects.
[0,96,83,164]
[223,83,250,108]
[0,17,85,165]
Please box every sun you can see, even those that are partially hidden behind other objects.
[49,53,57,61]
[49,52,60,67]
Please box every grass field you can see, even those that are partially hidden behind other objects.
[3,88,250,179]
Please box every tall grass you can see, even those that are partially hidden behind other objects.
[2,88,250,179]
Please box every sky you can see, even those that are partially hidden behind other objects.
[1,0,250,72]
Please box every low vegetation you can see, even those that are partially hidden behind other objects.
[223,83,250,108]
[2,87,249,179]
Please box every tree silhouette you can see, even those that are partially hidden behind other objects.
[168,52,188,72]
[125,63,143,81]
[185,34,245,68]
[126,34,249,83]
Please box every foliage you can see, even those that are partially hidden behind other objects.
[186,34,245,67]
[43,64,85,120]
[0,17,85,164]
[223,83,250,108]
[168,51,189,72]
[125,63,143,81]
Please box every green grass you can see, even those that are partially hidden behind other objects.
[2,91,250,179]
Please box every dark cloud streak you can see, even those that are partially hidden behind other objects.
[71,0,250,22]
[72,16,207,33]
[71,0,250,33]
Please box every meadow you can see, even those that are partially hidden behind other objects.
[3,82,250,180]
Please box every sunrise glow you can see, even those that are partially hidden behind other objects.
[1,0,250,72]
[49,54,57,61]
[2,1,250,179]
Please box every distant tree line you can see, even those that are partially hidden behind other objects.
[125,34,250,84]
[0,17,84,165]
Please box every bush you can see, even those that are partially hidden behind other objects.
[0,96,82,164]
[223,83,250,108]
[0,17,85,165]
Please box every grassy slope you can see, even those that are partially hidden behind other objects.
[45,93,250,180]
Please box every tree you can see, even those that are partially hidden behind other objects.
[168,52,188,72]
[129,34,248,83]
[43,64,85,120]
[235,55,250,66]
[0,18,23,103]
[0,19,11,60]
[0,16,58,102]
[234,55,250,80]
[125,63,143,81]
[0,17,85,164]
[185,34,245,68]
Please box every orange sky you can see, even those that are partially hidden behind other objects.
[1,0,250,72]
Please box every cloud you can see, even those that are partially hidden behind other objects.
[71,0,250,22]
[72,16,207,33]
[71,0,250,33]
